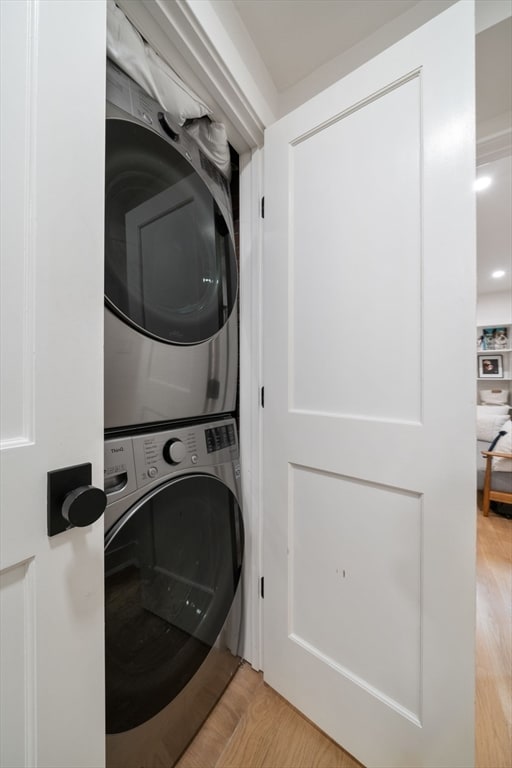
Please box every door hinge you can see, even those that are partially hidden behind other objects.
[260,386,265,408]
[260,576,264,599]
[261,196,265,218]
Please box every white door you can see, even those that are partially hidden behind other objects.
[0,2,106,767]
[263,3,476,767]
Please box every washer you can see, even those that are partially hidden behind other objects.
[104,417,244,768]
[104,61,238,431]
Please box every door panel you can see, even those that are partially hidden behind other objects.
[291,76,422,422]
[263,3,476,767]
[290,465,422,721]
[0,2,106,766]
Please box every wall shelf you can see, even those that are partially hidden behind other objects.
[476,323,512,404]
[477,348,512,354]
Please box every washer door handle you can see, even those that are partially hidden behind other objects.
[47,463,106,537]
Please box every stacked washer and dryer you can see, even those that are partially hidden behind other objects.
[103,61,244,768]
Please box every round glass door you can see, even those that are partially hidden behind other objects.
[104,475,244,734]
[105,119,237,345]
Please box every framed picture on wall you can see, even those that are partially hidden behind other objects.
[480,326,509,350]
[478,355,504,378]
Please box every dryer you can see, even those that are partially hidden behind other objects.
[104,417,244,768]
[104,61,238,431]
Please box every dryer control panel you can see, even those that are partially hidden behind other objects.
[104,418,239,502]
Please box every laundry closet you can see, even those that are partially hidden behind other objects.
[0,2,481,767]
[102,21,244,759]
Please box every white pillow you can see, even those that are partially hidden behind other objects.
[480,389,509,405]
[492,419,512,473]
[477,404,510,415]
[476,414,510,442]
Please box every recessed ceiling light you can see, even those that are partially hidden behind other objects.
[474,176,492,191]
[492,270,506,279]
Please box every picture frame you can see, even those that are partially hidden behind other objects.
[478,326,509,350]
[478,355,503,378]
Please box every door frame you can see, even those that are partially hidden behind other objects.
[238,147,264,669]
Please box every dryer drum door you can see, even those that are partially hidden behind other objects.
[105,119,237,345]
[104,474,244,734]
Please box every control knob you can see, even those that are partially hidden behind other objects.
[163,439,187,465]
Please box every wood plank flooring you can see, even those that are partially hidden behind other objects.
[175,663,361,768]
[177,505,511,768]
[475,505,512,768]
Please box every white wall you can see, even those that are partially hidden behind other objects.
[477,290,512,325]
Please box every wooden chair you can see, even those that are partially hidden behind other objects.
[481,449,512,516]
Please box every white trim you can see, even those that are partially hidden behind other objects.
[476,127,512,163]
[22,0,38,445]
[239,148,264,670]
[184,0,277,124]
[0,0,38,446]
[23,557,36,767]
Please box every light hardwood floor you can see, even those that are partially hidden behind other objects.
[177,506,511,768]
[176,663,361,768]
[475,505,512,768]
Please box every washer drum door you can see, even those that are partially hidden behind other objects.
[104,473,244,735]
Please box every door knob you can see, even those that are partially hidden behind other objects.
[48,462,106,537]
[61,485,106,527]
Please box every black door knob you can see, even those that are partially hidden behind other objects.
[48,462,106,537]
[62,485,107,528]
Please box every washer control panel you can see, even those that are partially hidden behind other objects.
[104,418,239,499]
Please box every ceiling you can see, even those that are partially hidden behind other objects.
[231,0,512,297]
[232,0,421,92]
